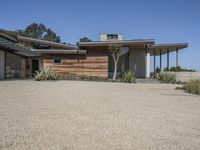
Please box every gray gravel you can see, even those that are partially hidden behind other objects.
[0,80,200,150]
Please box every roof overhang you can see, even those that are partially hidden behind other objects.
[18,36,78,49]
[32,49,87,54]
[0,33,17,42]
[0,36,40,57]
[149,43,188,56]
[78,39,155,47]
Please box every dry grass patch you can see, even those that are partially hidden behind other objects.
[183,80,200,95]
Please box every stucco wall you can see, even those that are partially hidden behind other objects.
[146,52,150,78]
[129,48,145,78]
[166,71,200,82]
[100,34,107,41]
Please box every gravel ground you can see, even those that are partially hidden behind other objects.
[0,80,200,150]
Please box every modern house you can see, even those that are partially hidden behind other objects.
[79,33,188,78]
[0,33,188,79]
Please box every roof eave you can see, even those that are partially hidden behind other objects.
[0,33,17,42]
[78,39,155,46]
[32,49,87,54]
[18,36,78,49]
[150,43,188,49]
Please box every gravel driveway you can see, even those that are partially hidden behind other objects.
[0,80,200,150]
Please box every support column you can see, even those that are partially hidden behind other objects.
[160,49,162,71]
[145,44,150,78]
[154,50,156,75]
[176,47,179,67]
[167,49,169,70]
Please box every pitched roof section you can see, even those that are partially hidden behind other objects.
[18,36,78,49]
[78,39,155,46]
[0,34,40,57]
[0,33,17,42]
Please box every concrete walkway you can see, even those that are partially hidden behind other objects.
[0,80,199,150]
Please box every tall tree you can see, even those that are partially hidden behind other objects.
[23,23,47,39]
[79,37,92,42]
[18,23,61,43]
[43,28,61,43]
[108,44,123,81]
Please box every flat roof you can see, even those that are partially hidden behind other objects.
[79,40,188,56]
[149,43,188,56]
[18,36,78,49]
[78,39,155,46]
[150,43,188,49]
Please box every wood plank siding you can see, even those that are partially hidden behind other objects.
[42,49,108,78]
[18,38,109,78]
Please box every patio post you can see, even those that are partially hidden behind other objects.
[160,49,162,71]
[145,44,150,78]
[176,47,179,67]
[167,49,169,70]
[154,50,156,75]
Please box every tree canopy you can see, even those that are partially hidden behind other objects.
[79,37,92,42]
[22,23,61,43]
[0,23,61,43]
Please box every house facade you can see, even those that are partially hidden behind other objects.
[79,34,188,78]
[0,33,188,79]
[17,36,108,78]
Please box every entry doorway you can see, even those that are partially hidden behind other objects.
[0,50,5,79]
[32,59,39,76]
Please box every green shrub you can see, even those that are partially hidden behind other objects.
[164,66,196,72]
[35,67,58,81]
[155,72,177,83]
[122,71,136,83]
[183,80,200,95]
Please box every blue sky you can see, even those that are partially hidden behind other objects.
[1,0,200,71]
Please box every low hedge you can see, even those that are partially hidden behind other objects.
[155,72,177,83]
[183,80,200,95]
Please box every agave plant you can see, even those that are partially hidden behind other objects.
[35,66,58,81]
[122,71,136,83]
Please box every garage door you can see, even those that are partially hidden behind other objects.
[0,50,5,79]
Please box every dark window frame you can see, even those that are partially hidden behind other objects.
[107,34,118,40]
[32,43,51,49]
[53,57,62,64]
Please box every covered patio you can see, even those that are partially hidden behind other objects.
[149,43,188,74]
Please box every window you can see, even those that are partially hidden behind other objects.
[107,34,118,40]
[33,43,51,49]
[53,57,61,64]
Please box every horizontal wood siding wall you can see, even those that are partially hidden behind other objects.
[42,50,108,78]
